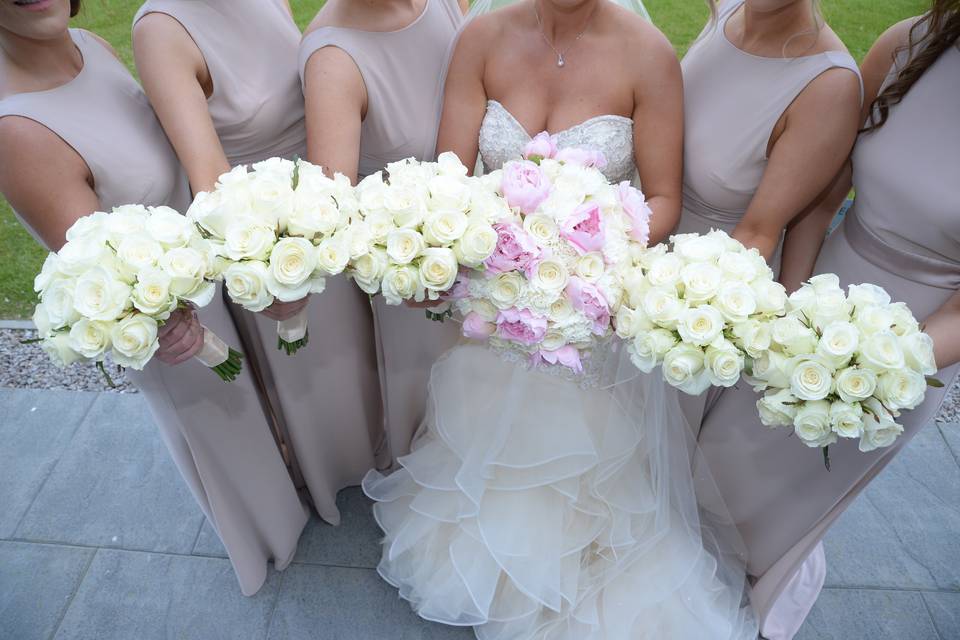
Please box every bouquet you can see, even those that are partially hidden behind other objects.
[187,158,357,354]
[746,274,940,466]
[31,205,242,383]
[615,230,788,394]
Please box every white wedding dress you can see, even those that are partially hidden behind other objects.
[363,101,759,640]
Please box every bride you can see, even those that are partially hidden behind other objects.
[363,0,759,637]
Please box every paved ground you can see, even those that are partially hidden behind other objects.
[1,387,958,640]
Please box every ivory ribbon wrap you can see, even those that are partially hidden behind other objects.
[194,326,230,368]
[277,307,308,342]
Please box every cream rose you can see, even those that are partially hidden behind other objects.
[224,261,274,312]
[859,398,903,452]
[749,350,792,390]
[385,228,425,265]
[662,343,710,395]
[73,267,131,322]
[349,248,388,295]
[752,279,788,315]
[646,253,685,289]
[677,304,724,347]
[428,174,471,212]
[381,264,423,305]
[877,369,927,411]
[713,281,757,324]
[834,366,877,403]
[859,330,906,372]
[829,400,864,438]
[680,262,723,304]
[530,257,569,293]
[523,214,560,247]
[110,314,160,370]
[731,319,772,358]
[423,209,469,246]
[117,233,164,276]
[642,287,685,329]
[629,328,678,373]
[68,318,113,359]
[132,268,177,318]
[288,195,342,238]
[223,216,275,261]
[454,223,498,268]
[42,333,85,368]
[316,237,350,276]
[793,400,837,448]
[705,340,744,387]
[757,388,799,427]
[267,237,319,302]
[789,356,834,401]
[574,252,605,282]
[488,272,524,309]
[419,247,458,294]
[145,206,195,248]
[159,247,215,306]
[816,321,860,366]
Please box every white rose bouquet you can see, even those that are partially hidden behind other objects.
[747,274,941,467]
[188,158,356,354]
[615,229,787,394]
[31,205,242,383]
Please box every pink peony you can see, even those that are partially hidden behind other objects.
[566,277,610,335]
[442,270,471,301]
[555,147,607,169]
[484,221,541,274]
[535,345,584,373]
[617,181,652,245]
[496,307,548,346]
[524,132,558,161]
[462,312,496,340]
[501,160,551,214]
[560,202,606,255]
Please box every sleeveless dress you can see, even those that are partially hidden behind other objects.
[0,29,307,597]
[134,0,383,526]
[298,0,464,463]
[361,101,759,639]
[698,35,960,635]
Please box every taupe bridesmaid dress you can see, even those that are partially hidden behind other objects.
[698,33,960,634]
[0,29,307,596]
[299,0,464,462]
[134,0,383,525]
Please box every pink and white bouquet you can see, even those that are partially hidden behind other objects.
[746,274,940,463]
[614,230,787,394]
[187,158,357,354]
[31,205,242,382]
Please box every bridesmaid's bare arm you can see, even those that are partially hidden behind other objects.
[732,67,861,261]
[133,13,230,195]
[302,46,366,183]
[924,291,960,370]
[435,18,491,171]
[629,25,683,245]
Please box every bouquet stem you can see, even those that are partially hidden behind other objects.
[277,307,309,355]
[194,326,244,382]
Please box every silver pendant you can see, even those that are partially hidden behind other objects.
[557,54,565,67]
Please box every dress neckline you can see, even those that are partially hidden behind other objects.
[1,30,87,101]
[486,100,633,142]
[312,0,431,36]
[719,1,848,63]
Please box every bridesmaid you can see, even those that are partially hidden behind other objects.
[299,0,467,462]
[698,3,960,637]
[132,0,383,524]
[0,0,306,596]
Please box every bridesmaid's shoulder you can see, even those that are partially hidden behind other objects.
[866,17,924,68]
[74,28,123,63]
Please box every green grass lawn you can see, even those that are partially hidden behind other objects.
[0,0,927,319]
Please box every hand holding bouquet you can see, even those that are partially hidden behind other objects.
[31,205,242,383]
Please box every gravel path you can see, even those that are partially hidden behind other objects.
[2,327,958,423]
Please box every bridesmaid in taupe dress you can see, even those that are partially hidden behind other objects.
[133,0,383,525]
[299,0,467,462]
[0,1,306,597]
[699,6,960,637]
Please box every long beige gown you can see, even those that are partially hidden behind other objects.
[134,0,383,525]
[299,0,464,463]
[0,28,307,597]
[698,32,960,636]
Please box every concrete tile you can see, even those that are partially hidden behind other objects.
[922,591,960,640]
[192,518,228,558]
[823,425,960,591]
[938,423,960,466]
[266,565,474,640]
[796,588,939,640]
[0,389,97,537]
[54,549,279,640]
[0,541,94,640]
[16,393,204,553]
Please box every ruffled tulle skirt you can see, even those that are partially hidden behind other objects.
[364,344,757,639]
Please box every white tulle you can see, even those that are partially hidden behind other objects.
[364,344,758,639]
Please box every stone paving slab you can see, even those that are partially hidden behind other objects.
[796,588,942,640]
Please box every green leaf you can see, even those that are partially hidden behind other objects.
[926,376,945,388]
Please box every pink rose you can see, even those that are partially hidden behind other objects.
[535,345,584,373]
[555,147,607,169]
[496,307,548,346]
[462,312,496,340]
[560,202,606,254]
[501,160,551,214]
[566,277,610,335]
[484,221,541,274]
[617,182,652,245]
[524,132,558,161]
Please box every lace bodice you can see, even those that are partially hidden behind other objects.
[479,100,637,183]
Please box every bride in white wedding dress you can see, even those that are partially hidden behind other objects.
[363,1,760,638]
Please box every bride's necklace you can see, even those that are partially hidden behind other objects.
[533,1,598,68]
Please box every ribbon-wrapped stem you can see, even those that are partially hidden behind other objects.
[194,326,243,382]
[277,307,309,355]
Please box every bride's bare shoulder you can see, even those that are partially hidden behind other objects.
[607,5,676,58]
[454,8,514,52]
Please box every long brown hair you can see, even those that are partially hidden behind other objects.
[71,0,81,17]
[864,1,960,132]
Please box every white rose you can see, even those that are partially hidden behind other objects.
[65,210,109,243]
[677,304,724,347]
[549,297,574,323]
[541,330,567,352]
[436,151,469,177]
[757,388,799,427]
[145,206,195,248]
[488,272,524,309]
[381,264,423,305]
[615,305,651,340]
[901,332,937,376]
[110,314,160,370]
[830,400,864,439]
[105,205,149,241]
[251,156,295,180]
[752,278,788,315]
[673,234,724,264]
[816,321,860,367]
[629,328,678,373]
[267,237,321,302]
[662,343,711,395]
[786,283,818,317]
[877,369,927,411]
[680,262,723,304]
[42,333,85,368]
[859,330,906,372]
[717,251,758,282]
[356,172,388,212]
[385,228,425,265]
[705,340,744,387]
[793,400,837,448]
[853,305,895,337]
[288,195,343,238]
[419,247,458,294]
[345,221,372,260]
[186,189,228,239]
[34,253,63,293]
[847,283,890,309]
[116,233,164,276]
[131,268,177,318]
[472,299,499,321]
[223,217,276,261]
[224,261,274,312]
[247,171,294,228]
[57,236,110,276]
[642,287,686,329]
[748,349,793,390]
[646,253,685,289]
[523,214,559,247]
[454,223,498,267]
[771,316,817,356]
[159,247,215,306]
[422,209,467,246]
[789,356,834,401]
[73,267,131,322]
[316,237,350,276]
[713,281,757,323]
[810,286,852,329]
[574,252,605,282]
[32,302,53,337]
[887,302,920,337]
[349,247,389,295]
[384,183,427,229]
[859,398,903,452]
[68,318,112,359]
[731,319,772,358]
[530,257,569,294]
[428,174,471,211]
[834,366,878,403]
[42,277,81,328]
